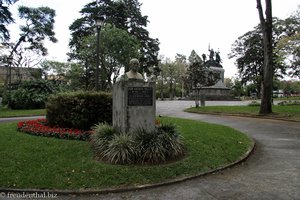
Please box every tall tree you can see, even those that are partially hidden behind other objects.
[175,53,188,98]
[229,19,287,98]
[156,57,172,99]
[4,6,57,87]
[0,0,18,41]
[69,0,159,85]
[276,7,300,78]
[73,24,140,91]
[16,6,57,55]
[100,24,140,88]
[256,0,273,114]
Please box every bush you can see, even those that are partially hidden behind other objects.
[90,123,186,165]
[46,91,112,130]
[103,133,136,164]
[278,100,300,106]
[135,124,185,164]
[4,80,58,109]
[91,123,117,157]
[0,83,4,98]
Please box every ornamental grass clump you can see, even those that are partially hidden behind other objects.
[90,123,186,165]
[156,124,185,160]
[103,133,136,164]
[135,125,185,164]
[90,123,117,158]
[135,128,168,164]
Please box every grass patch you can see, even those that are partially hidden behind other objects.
[0,117,252,190]
[185,105,300,121]
[273,96,300,101]
[0,107,45,118]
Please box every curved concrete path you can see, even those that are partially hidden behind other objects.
[1,101,299,200]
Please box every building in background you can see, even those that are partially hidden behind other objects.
[0,66,42,84]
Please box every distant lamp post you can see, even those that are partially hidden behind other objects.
[7,56,13,89]
[6,56,13,106]
[95,16,104,91]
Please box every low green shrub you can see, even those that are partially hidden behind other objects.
[277,100,300,106]
[4,80,58,109]
[135,124,185,164]
[91,123,117,157]
[90,123,186,165]
[0,83,4,98]
[103,133,136,164]
[46,91,112,130]
[135,128,167,164]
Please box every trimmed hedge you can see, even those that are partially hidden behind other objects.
[46,91,112,130]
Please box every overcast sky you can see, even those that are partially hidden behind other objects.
[8,0,299,78]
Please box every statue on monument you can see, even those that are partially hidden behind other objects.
[117,58,144,82]
[215,51,221,64]
[202,53,207,62]
[205,47,222,68]
[209,49,215,61]
[125,58,144,80]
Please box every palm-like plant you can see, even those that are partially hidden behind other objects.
[90,123,186,165]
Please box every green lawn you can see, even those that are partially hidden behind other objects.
[0,117,253,190]
[185,105,300,121]
[0,107,45,118]
[274,96,300,101]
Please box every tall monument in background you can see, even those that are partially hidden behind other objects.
[200,48,231,100]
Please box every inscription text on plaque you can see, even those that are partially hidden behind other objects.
[127,87,153,106]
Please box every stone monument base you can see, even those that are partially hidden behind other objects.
[196,66,233,100]
[199,87,232,100]
[113,80,156,133]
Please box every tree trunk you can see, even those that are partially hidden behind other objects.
[160,74,164,100]
[169,80,173,100]
[5,35,26,88]
[200,94,206,107]
[257,0,273,114]
[194,89,200,108]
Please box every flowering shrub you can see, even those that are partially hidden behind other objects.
[17,119,92,141]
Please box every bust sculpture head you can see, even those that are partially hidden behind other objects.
[126,58,144,80]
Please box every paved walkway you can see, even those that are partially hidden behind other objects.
[1,101,299,200]
[0,116,44,124]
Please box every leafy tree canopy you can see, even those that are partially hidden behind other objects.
[69,0,159,72]
[17,6,57,56]
[1,5,57,89]
[229,15,300,96]
[276,7,300,78]
[74,24,140,90]
[0,0,18,41]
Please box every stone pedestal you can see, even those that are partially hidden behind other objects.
[113,80,156,133]
[210,67,226,88]
[191,67,233,100]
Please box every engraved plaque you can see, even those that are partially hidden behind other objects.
[128,87,153,106]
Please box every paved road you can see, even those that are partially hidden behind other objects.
[1,101,300,200]
[0,116,44,124]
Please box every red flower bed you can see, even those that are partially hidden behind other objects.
[17,118,92,141]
